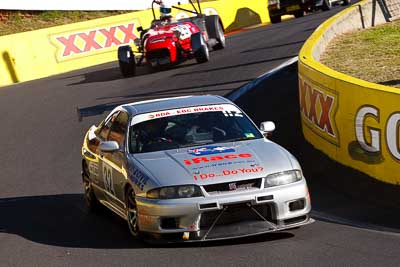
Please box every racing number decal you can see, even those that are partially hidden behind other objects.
[103,164,115,195]
[173,25,192,40]
[223,111,243,117]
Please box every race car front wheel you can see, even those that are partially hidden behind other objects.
[191,32,209,64]
[82,172,100,212]
[118,46,136,77]
[126,187,140,238]
[195,44,210,64]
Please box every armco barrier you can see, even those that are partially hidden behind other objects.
[0,0,269,87]
[298,0,400,185]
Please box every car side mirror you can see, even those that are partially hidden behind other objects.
[137,26,143,32]
[100,141,120,152]
[260,121,276,137]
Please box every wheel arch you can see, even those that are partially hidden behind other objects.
[82,159,89,178]
[123,181,135,203]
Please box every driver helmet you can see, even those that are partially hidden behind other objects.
[159,0,173,21]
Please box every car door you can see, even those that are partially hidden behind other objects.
[93,112,118,204]
[101,111,130,212]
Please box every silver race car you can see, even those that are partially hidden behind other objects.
[81,95,312,242]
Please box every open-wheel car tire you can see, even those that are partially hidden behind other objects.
[342,0,351,6]
[118,45,137,77]
[195,44,210,63]
[205,15,225,50]
[213,21,226,50]
[191,32,209,64]
[321,0,332,11]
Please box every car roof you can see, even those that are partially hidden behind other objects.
[120,95,232,116]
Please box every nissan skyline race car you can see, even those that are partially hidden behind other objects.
[117,0,225,77]
[81,95,313,242]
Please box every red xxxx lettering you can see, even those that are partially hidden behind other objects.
[57,35,81,57]
[79,31,102,52]
[100,27,122,47]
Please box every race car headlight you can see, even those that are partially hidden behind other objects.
[146,185,203,199]
[265,170,302,187]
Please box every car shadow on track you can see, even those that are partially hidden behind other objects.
[0,194,294,249]
[0,194,146,249]
[64,61,200,86]
[172,55,297,77]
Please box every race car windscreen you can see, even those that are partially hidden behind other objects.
[129,104,263,154]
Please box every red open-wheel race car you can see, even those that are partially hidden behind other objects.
[117,0,226,77]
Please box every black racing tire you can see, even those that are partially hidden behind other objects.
[342,0,351,6]
[191,32,210,64]
[195,43,210,64]
[204,15,225,50]
[82,172,101,212]
[126,187,140,238]
[118,46,136,77]
[321,0,332,11]
[213,21,226,50]
[294,10,304,18]
[270,14,282,24]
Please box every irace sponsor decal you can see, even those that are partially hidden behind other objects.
[188,146,235,156]
[50,20,139,62]
[184,153,252,165]
[299,75,339,146]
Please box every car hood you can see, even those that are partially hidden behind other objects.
[128,139,296,188]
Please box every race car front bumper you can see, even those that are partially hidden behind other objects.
[135,179,312,241]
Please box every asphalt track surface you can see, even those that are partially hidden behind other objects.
[1,5,400,267]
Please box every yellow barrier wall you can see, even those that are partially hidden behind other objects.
[0,0,269,87]
[299,0,400,185]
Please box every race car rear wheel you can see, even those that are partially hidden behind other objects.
[342,0,351,5]
[213,21,226,50]
[126,187,140,238]
[82,172,100,212]
[205,15,225,50]
[321,0,332,11]
[118,46,136,77]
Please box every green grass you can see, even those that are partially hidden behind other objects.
[0,0,214,36]
[0,11,131,36]
[320,19,400,88]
